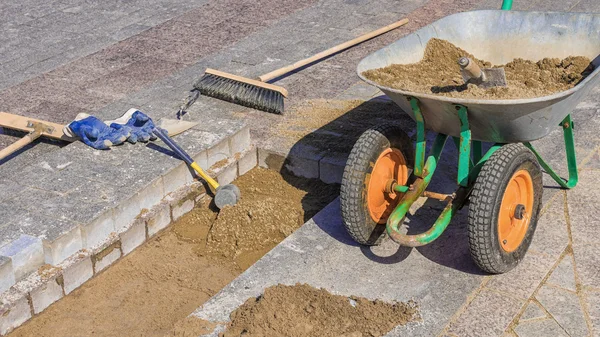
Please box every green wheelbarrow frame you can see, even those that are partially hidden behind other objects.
[386,97,578,247]
[382,0,580,247]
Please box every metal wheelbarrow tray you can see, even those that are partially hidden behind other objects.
[340,9,599,274]
[357,10,600,143]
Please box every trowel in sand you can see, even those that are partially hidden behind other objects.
[458,57,507,88]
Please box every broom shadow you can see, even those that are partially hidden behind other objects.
[276,96,484,274]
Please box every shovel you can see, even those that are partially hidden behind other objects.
[458,57,507,88]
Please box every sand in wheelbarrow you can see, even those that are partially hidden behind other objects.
[219,284,420,337]
[9,168,339,337]
[363,38,594,99]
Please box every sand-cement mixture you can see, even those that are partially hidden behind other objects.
[9,168,339,337]
[220,283,420,337]
[363,38,594,99]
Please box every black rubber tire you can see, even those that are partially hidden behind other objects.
[340,124,414,245]
[468,143,543,274]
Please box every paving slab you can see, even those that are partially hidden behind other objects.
[514,318,570,337]
[572,243,600,290]
[585,290,600,336]
[566,170,600,246]
[547,254,577,292]
[519,301,547,322]
[535,285,590,337]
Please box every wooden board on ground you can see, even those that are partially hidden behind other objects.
[0,111,73,141]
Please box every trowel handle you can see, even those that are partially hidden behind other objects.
[458,57,486,82]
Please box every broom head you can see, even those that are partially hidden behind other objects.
[194,68,288,114]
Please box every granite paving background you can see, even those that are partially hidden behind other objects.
[0,0,599,335]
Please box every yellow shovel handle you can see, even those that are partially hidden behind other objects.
[190,162,220,191]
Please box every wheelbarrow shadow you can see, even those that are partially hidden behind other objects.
[277,97,484,275]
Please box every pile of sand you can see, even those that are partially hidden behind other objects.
[363,38,594,99]
[221,284,420,337]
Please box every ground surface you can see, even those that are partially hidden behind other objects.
[8,168,338,336]
[1,0,600,336]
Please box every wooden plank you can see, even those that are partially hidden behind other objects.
[0,112,74,141]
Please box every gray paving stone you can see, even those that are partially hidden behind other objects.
[528,194,569,259]
[119,217,146,256]
[15,163,93,194]
[112,176,164,234]
[0,235,44,281]
[519,301,547,322]
[585,290,600,336]
[514,318,569,337]
[572,243,600,289]
[566,171,600,246]
[2,210,83,265]
[30,276,64,314]
[547,254,577,292]
[536,285,589,337]
[0,179,25,203]
[93,244,121,273]
[584,150,600,169]
[570,0,600,12]
[146,201,171,237]
[486,251,556,301]
[445,288,524,337]
[0,256,15,295]
[319,152,347,184]
[62,255,93,294]
[80,210,115,250]
[334,81,381,101]
[0,292,31,335]
[237,147,258,177]
[32,182,121,226]
[216,162,237,185]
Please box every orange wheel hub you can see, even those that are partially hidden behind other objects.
[367,148,408,224]
[498,169,534,252]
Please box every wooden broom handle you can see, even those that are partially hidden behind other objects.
[0,125,43,161]
[258,18,409,82]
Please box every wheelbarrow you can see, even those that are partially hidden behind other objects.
[341,1,600,274]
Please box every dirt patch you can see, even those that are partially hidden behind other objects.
[9,168,339,337]
[220,284,420,337]
[363,38,594,99]
[167,316,217,337]
[173,168,340,269]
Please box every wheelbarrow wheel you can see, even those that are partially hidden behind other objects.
[341,124,413,245]
[468,143,543,274]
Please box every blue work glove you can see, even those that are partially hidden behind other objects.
[64,113,130,150]
[106,109,159,144]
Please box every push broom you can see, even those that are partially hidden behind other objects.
[194,18,409,114]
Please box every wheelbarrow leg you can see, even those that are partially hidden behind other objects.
[524,114,578,189]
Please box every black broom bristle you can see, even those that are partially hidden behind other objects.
[194,73,284,114]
